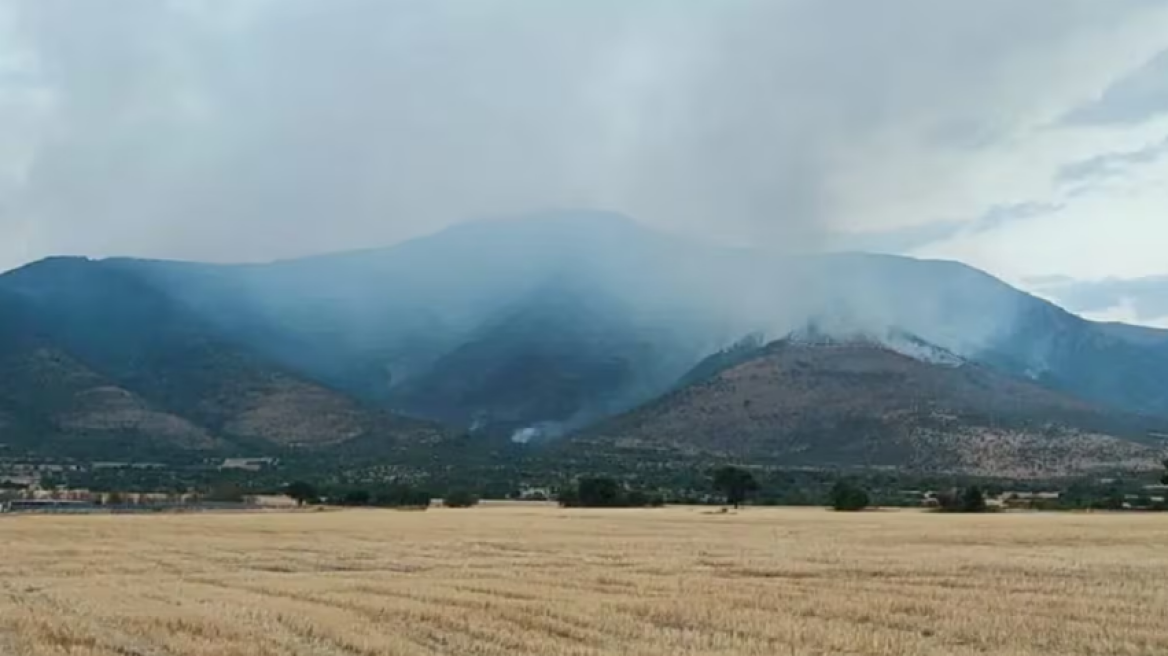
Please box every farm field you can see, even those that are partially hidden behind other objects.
[2,505,1168,656]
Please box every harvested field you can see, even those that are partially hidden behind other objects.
[2,505,1168,655]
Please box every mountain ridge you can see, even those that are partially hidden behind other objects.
[3,212,1168,475]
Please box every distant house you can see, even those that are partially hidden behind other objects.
[219,458,279,472]
[245,494,298,508]
[90,462,166,470]
[516,486,553,501]
[0,475,35,488]
[1000,491,1060,510]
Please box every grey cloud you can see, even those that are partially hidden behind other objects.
[971,202,1062,235]
[0,0,1163,269]
[836,202,1061,255]
[1056,136,1168,183]
[1064,49,1168,125]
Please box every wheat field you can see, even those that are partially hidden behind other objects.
[2,505,1167,656]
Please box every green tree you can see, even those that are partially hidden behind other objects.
[961,486,988,513]
[936,487,990,513]
[285,481,318,507]
[340,489,371,506]
[625,490,666,508]
[1093,485,1126,511]
[829,480,870,512]
[443,490,479,508]
[206,482,246,503]
[713,466,759,509]
[371,484,431,508]
[574,477,622,507]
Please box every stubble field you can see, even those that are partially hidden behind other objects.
[2,505,1167,656]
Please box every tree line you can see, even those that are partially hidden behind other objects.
[234,460,1168,513]
[282,481,479,509]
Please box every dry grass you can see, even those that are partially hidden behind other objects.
[2,506,1168,656]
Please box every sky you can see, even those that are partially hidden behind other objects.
[2,0,1168,325]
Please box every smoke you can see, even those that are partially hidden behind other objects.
[510,422,566,445]
[2,0,1165,273]
[509,427,538,445]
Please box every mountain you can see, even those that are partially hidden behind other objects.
[568,333,1161,478]
[798,253,1168,418]
[105,212,728,430]
[0,258,444,458]
[979,300,1168,418]
[5,211,1168,472]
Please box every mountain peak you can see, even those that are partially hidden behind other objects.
[440,209,647,244]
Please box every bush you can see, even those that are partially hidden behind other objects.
[712,466,759,509]
[829,480,870,512]
[937,486,990,513]
[443,490,480,508]
[340,489,371,506]
[207,482,247,503]
[372,484,431,509]
[961,486,988,513]
[577,477,622,507]
[1090,487,1125,511]
[558,477,664,508]
[284,481,318,506]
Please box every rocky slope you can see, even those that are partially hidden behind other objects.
[570,334,1161,478]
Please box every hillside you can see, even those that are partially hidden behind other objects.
[389,279,698,432]
[570,335,1161,478]
[0,259,445,458]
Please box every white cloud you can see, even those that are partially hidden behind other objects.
[917,123,1168,282]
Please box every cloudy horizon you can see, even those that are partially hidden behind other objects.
[3,1,1168,325]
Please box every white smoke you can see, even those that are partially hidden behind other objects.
[510,421,568,444]
[510,427,539,444]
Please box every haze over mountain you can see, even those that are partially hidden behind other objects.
[2,212,1167,473]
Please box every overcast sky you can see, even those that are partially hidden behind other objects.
[3,1,1168,324]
